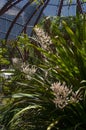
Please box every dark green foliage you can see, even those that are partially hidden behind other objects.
[0,40,10,69]
[0,14,86,130]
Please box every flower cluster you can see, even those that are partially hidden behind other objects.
[21,63,37,80]
[34,26,52,51]
[12,58,22,69]
[12,58,37,80]
[51,82,77,108]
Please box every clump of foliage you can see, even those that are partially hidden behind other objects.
[0,40,10,68]
[0,14,86,130]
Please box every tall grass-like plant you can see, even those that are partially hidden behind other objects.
[31,14,86,129]
[38,14,86,90]
[0,14,86,130]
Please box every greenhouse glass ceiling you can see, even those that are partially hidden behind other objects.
[0,0,86,40]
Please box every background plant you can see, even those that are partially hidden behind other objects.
[0,14,86,130]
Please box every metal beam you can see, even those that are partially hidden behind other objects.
[77,0,83,14]
[21,0,47,33]
[0,0,22,16]
[57,0,64,16]
[5,0,34,41]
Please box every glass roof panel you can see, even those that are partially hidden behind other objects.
[61,5,76,16]
[0,0,86,40]
[0,0,6,9]
[49,0,60,4]
[82,2,86,12]
[43,5,57,16]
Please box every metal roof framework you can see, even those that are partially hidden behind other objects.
[0,0,85,41]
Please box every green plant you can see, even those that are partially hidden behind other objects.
[36,14,86,90]
[0,14,86,130]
